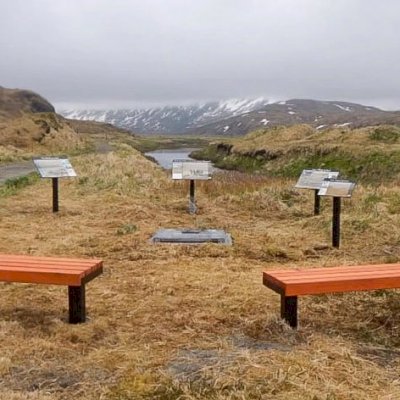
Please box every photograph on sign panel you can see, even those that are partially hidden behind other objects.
[319,181,355,197]
[182,162,210,180]
[295,169,339,189]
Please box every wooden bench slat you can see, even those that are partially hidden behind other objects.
[273,270,400,283]
[0,253,102,265]
[284,277,400,296]
[0,270,83,285]
[0,257,103,286]
[0,260,95,269]
[0,266,86,274]
[263,276,400,296]
[264,265,400,296]
[0,261,100,272]
[267,264,400,277]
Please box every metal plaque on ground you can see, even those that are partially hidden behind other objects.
[295,169,339,190]
[151,229,232,245]
[172,160,212,180]
[318,179,356,198]
[33,157,77,178]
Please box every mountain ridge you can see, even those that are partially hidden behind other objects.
[60,98,400,136]
[60,98,269,135]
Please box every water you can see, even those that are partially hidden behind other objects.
[145,148,199,169]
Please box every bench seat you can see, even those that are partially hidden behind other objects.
[263,264,400,328]
[0,254,103,323]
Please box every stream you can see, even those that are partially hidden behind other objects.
[144,148,199,169]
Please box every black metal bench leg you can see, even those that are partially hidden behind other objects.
[68,285,86,323]
[281,295,298,328]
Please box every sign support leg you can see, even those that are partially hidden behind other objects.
[68,285,86,323]
[281,295,298,328]
[314,189,321,215]
[189,179,196,214]
[52,177,59,213]
[332,196,341,248]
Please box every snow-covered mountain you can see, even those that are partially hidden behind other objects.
[192,99,400,135]
[60,98,400,136]
[59,98,269,134]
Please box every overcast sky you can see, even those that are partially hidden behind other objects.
[1,0,400,110]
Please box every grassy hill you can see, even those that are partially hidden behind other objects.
[0,134,400,398]
[0,86,55,118]
[0,86,142,162]
[192,124,400,183]
[0,87,89,161]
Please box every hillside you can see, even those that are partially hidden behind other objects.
[0,86,87,160]
[0,86,55,118]
[66,118,132,136]
[59,98,268,134]
[60,98,400,136]
[192,99,400,135]
[191,124,400,182]
[0,86,137,162]
[1,137,400,399]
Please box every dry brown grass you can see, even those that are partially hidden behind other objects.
[0,144,400,399]
[232,124,400,156]
[0,113,86,160]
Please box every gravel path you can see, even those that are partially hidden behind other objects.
[0,140,114,184]
[0,161,36,184]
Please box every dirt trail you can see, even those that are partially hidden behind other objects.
[0,140,114,184]
[94,140,113,154]
[0,161,36,184]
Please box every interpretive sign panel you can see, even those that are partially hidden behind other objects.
[33,157,77,178]
[318,179,356,198]
[295,169,339,190]
[172,160,212,180]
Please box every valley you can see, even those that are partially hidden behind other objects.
[1,87,400,399]
[60,98,400,136]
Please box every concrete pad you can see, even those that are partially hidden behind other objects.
[151,228,232,245]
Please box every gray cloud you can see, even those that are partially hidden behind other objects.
[1,0,400,109]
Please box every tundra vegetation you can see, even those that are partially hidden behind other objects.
[0,124,400,399]
[191,124,400,182]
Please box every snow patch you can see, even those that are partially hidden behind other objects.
[334,104,352,112]
[316,125,326,130]
[260,119,269,125]
[223,126,230,132]
[288,111,296,115]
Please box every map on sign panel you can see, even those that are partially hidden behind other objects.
[295,169,339,190]
[172,159,212,180]
[318,180,356,198]
[33,157,77,178]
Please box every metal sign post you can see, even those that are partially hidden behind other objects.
[33,157,77,213]
[172,159,212,214]
[318,179,356,249]
[332,196,341,248]
[52,177,59,213]
[189,179,196,214]
[314,189,321,215]
[295,169,339,216]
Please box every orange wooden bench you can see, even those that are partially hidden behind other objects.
[0,254,103,323]
[263,264,400,328]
